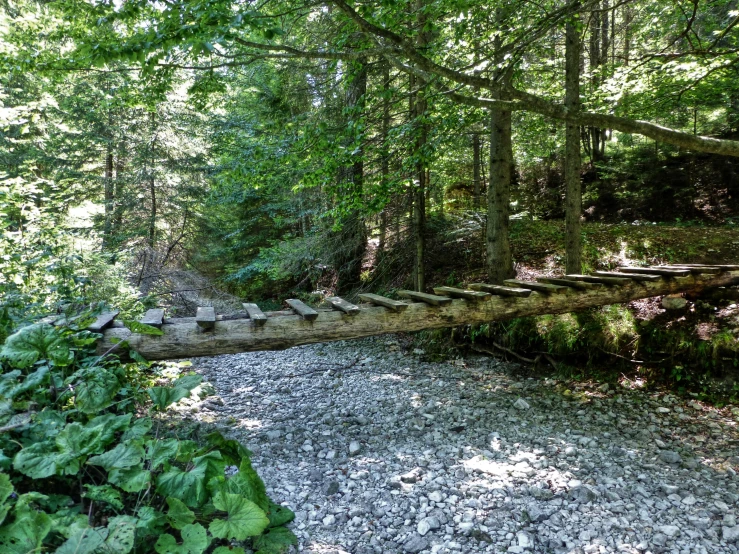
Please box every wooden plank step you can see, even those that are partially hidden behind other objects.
[357,293,408,312]
[433,286,490,301]
[326,296,361,315]
[468,283,532,297]
[285,299,319,321]
[674,264,739,270]
[593,271,661,282]
[195,307,216,330]
[243,303,267,326]
[140,308,165,329]
[503,279,568,294]
[565,274,632,286]
[538,277,603,290]
[655,265,722,275]
[88,311,119,332]
[397,290,453,306]
[617,267,690,277]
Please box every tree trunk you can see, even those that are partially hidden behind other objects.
[473,132,482,209]
[102,147,114,250]
[148,176,157,248]
[378,60,391,254]
[565,0,583,275]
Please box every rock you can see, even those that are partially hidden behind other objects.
[402,534,429,553]
[659,450,682,464]
[417,516,440,536]
[570,485,600,503]
[513,398,530,410]
[722,526,739,542]
[323,481,340,496]
[400,468,422,483]
[658,525,681,538]
[517,531,533,548]
[458,521,474,534]
[662,295,688,310]
[323,514,336,526]
[348,440,362,456]
[428,491,443,503]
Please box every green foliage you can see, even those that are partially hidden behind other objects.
[0,317,296,553]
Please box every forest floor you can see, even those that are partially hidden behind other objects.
[182,336,739,554]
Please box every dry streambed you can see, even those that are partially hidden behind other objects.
[184,337,739,554]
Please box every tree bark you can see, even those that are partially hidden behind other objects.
[102,147,114,250]
[378,60,391,254]
[473,132,482,209]
[565,2,583,275]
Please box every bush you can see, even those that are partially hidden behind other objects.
[0,313,296,554]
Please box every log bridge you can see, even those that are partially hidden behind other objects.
[94,265,739,361]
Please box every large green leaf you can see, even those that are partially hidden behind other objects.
[148,374,202,411]
[252,526,298,554]
[154,523,208,554]
[55,526,108,554]
[166,498,195,530]
[83,484,123,511]
[209,492,269,541]
[134,506,165,537]
[212,547,245,554]
[0,508,52,554]
[224,459,269,510]
[205,432,250,465]
[0,323,72,369]
[88,443,144,471]
[103,516,137,554]
[266,501,295,528]
[122,321,164,336]
[121,417,152,441]
[155,465,207,508]
[70,367,121,414]
[13,441,60,478]
[0,473,13,503]
[146,438,179,470]
[108,467,151,493]
[192,451,225,483]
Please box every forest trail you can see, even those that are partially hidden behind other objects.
[187,337,739,554]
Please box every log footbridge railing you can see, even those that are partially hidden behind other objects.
[95,265,739,361]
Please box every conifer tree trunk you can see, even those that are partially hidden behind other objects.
[378,60,390,254]
[473,132,482,209]
[102,147,114,250]
[565,1,583,275]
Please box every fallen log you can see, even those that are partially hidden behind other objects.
[98,271,739,360]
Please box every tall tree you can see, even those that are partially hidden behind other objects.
[565,0,583,274]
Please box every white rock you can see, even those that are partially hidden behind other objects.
[513,398,530,410]
[723,526,739,542]
[517,531,533,548]
[658,525,681,537]
[428,491,443,503]
[348,441,361,456]
[322,514,336,526]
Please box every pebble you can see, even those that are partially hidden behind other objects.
[191,337,739,554]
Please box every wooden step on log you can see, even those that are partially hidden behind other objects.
[593,271,661,282]
[565,274,632,286]
[357,293,408,312]
[618,267,690,277]
[674,263,739,270]
[538,277,603,290]
[88,311,119,332]
[243,303,267,326]
[195,307,216,330]
[140,309,165,328]
[655,265,722,275]
[468,283,532,297]
[433,286,490,301]
[285,299,319,321]
[397,290,453,306]
[326,296,361,315]
[503,279,568,294]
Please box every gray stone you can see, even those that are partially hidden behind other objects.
[662,295,688,310]
[722,526,739,542]
[513,398,530,410]
[658,525,681,538]
[349,440,362,456]
[403,534,429,553]
[659,450,682,464]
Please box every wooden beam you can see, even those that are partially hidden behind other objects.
[285,299,319,321]
[675,264,739,270]
[140,309,164,329]
[397,290,453,306]
[243,303,267,326]
[565,274,632,286]
[538,277,604,290]
[433,286,490,301]
[618,267,691,277]
[195,307,216,330]
[358,293,408,312]
[655,265,723,275]
[593,271,661,282]
[88,311,119,332]
[326,296,361,315]
[468,283,532,298]
[98,270,739,360]
[503,279,568,294]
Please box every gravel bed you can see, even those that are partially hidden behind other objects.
[191,336,739,554]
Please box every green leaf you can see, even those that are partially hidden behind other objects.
[252,526,298,554]
[166,497,195,530]
[88,442,144,470]
[146,438,179,470]
[13,441,60,478]
[83,484,124,511]
[155,465,207,508]
[104,516,137,554]
[108,466,151,493]
[121,417,152,441]
[147,387,192,411]
[55,526,108,554]
[225,459,269,510]
[154,523,208,554]
[0,323,72,368]
[69,367,121,414]
[205,432,250,465]
[134,506,165,537]
[209,492,269,541]
[192,450,225,483]
[0,508,52,554]
[212,548,244,554]
[173,374,202,391]
[123,320,164,336]
[266,501,295,528]
[0,473,13,503]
